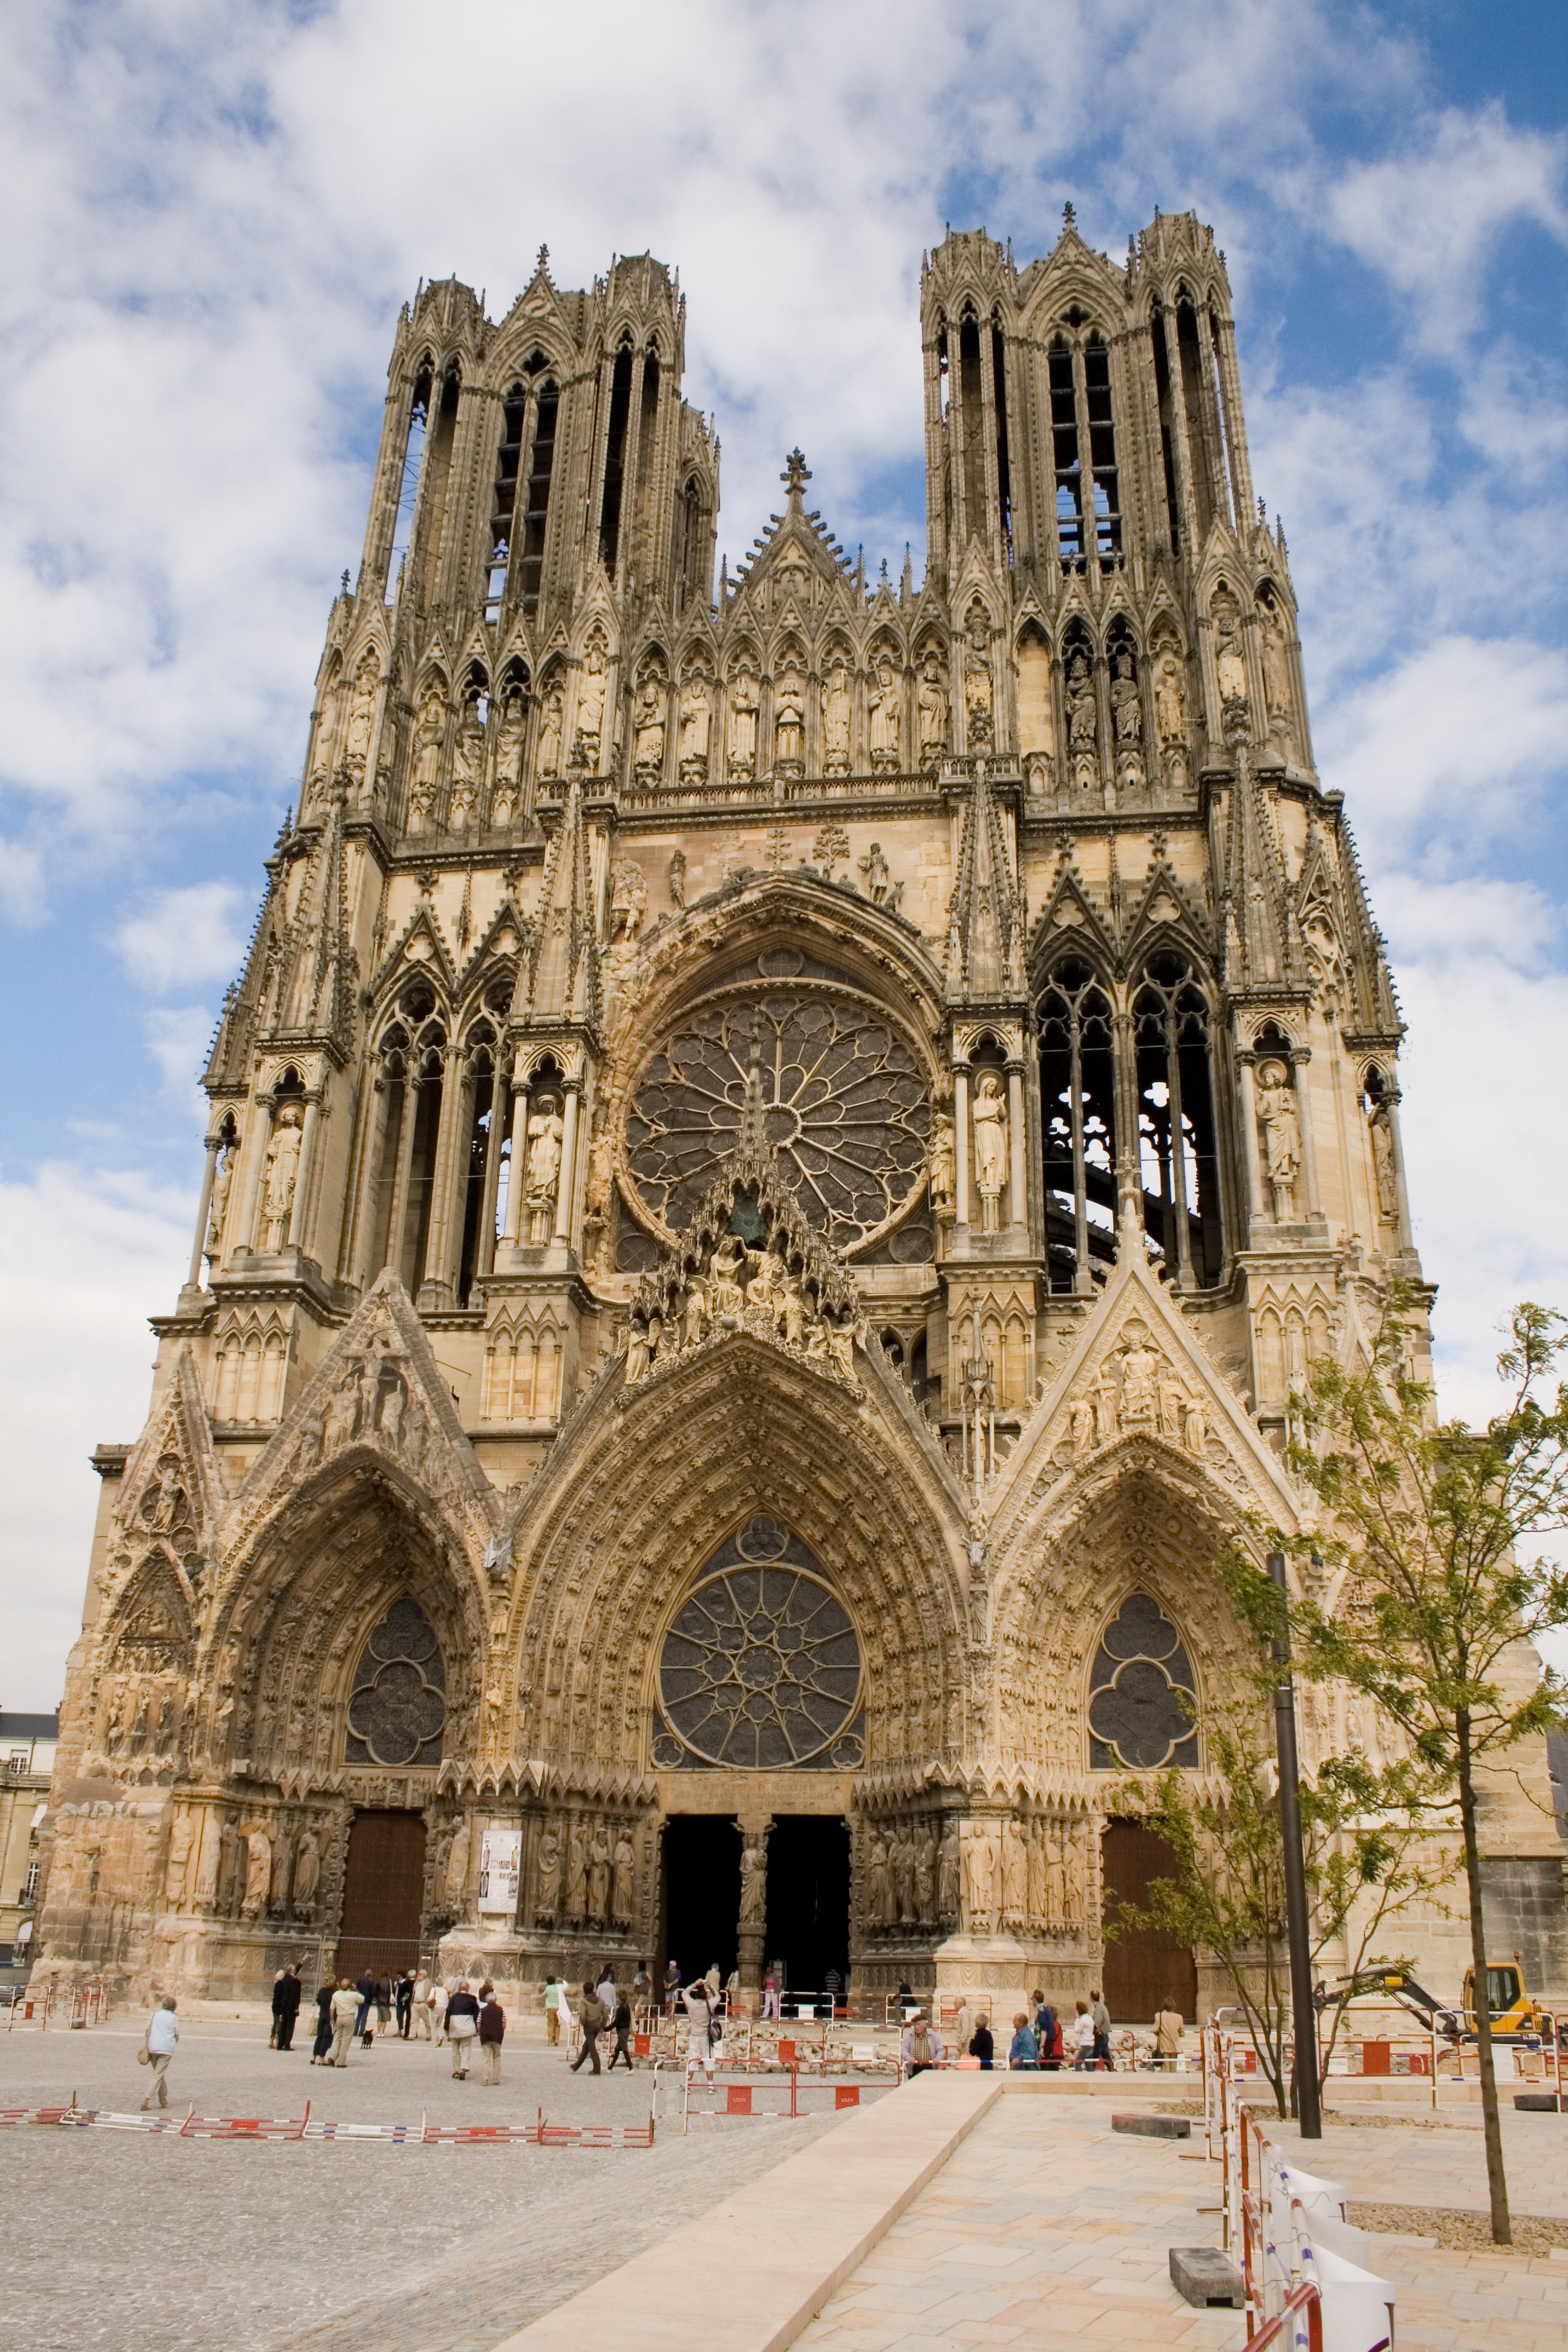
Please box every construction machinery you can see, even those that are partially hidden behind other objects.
[1324,1958,1563,2045]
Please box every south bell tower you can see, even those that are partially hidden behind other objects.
[38,212,1558,2024]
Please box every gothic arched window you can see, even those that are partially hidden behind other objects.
[1087,1592,1197,1770]
[599,338,635,575]
[1047,326,1121,569]
[652,1517,864,1771]
[485,382,527,620]
[346,1596,446,1768]
[1038,955,1117,1294]
[1133,951,1223,1288]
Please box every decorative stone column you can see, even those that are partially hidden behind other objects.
[1235,1048,1264,1242]
[1288,1047,1324,1225]
[183,1132,221,1298]
[552,1081,581,1246]
[736,1815,771,2003]
[1005,1059,1028,1233]
[953,1065,971,1230]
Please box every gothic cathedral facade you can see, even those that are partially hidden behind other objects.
[37,212,1562,2016]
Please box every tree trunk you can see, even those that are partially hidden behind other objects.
[1459,1715,1511,2245]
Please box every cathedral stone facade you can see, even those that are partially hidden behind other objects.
[37,212,1564,2018]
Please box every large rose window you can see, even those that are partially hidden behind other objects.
[655,1517,863,1770]
[624,990,930,1253]
[345,1596,446,1769]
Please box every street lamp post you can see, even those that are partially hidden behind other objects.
[1267,1550,1322,2139]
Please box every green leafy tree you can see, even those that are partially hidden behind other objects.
[1226,1289,1568,2243]
[1113,1687,1450,2120]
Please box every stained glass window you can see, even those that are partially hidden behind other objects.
[346,1595,446,1768]
[625,993,929,1253]
[655,1516,863,1770]
[1086,1591,1197,1771]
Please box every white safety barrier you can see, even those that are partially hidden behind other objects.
[0,2097,655,2148]
[1203,2027,1396,2352]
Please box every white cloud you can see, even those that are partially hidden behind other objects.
[1315,637,1568,867]
[1325,106,1568,353]
[0,1160,191,1712]
[113,880,247,996]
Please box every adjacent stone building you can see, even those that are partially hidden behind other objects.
[35,211,1565,2018]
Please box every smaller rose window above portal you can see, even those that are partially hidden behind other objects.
[346,1595,446,1769]
[1086,1592,1197,1771]
[656,1518,862,1771]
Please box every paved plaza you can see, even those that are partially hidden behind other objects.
[8,2018,1568,2352]
[797,2092,1568,2352]
[0,2009,834,2351]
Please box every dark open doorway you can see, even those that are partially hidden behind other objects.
[336,1808,426,1984]
[661,1814,740,1988]
[764,1816,850,1999]
[1101,1818,1198,2021]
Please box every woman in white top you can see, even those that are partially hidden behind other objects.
[431,1979,450,2043]
[1073,2001,1097,2069]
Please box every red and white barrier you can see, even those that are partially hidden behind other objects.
[0,2098,655,2148]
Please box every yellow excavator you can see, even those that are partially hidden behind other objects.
[1326,1958,1564,2046]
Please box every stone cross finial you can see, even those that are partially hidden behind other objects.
[535,243,550,278]
[1062,201,1076,229]
[782,449,811,496]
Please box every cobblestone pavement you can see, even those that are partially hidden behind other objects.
[796,2095,1568,2352]
[0,2013,835,2351]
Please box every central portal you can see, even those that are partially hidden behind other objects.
[764,1815,850,2002]
[336,1808,426,1984]
[661,1814,740,1987]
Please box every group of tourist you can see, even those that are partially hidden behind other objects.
[960,1990,1184,2071]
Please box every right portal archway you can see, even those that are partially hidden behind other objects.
[1100,1818,1197,2022]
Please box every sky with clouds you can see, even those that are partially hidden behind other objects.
[1,0,1564,1709]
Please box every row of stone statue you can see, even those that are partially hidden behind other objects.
[160,1809,324,1922]
[523,1812,639,1927]
[857,1814,1090,1937]
[307,578,1297,834]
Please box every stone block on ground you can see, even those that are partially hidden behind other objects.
[1514,2091,1565,2111]
[1113,2109,1191,2138]
[1169,2245,1245,2307]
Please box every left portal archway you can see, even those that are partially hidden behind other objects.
[336,1809,426,1985]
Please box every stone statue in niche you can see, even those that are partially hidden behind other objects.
[1065,651,1098,789]
[523,1096,564,1242]
[726,668,759,779]
[575,642,609,767]
[342,656,379,789]
[961,1824,998,1935]
[260,1104,304,1252]
[1370,1103,1398,1223]
[971,1071,1008,1233]
[1258,593,1294,736]
[857,840,891,904]
[535,679,565,780]
[917,649,949,765]
[292,1828,319,1918]
[534,1823,560,1919]
[407,681,447,832]
[865,1834,889,1928]
[1109,651,1145,788]
[164,1815,195,1903]
[1153,641,1189,791]
[587,1823,611,1917]
[773,665,806,774]
[962,610,995,748]
[240,1826,271,1920]
[678,675,711,783]
[937,1819,961,1922]
[492,682,527,821]
[822,658,852,776]
[448,703,486,830]
[739,1837,766,1925]
[1214,600,1249,708]
[868,657,902,773]
[633,675,666,781]
[928,1111,956,1220]
[206,1134,237,1257]
[667,848,687,909]
[444,1816,471,1909]
[610,858,647,945]
[1118,1320,1160,1423]
[1256,1059,1301,1220]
